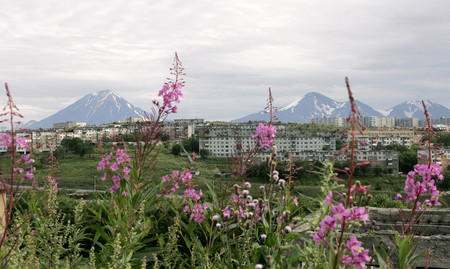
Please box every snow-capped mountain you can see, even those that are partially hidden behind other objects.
[384,100,450,120]
[28,90,146,129]
[232,92,384,123]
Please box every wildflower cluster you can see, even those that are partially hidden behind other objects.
[152,52,185,116]
[161,169,209,223]
[313,193,370,268]
[12,154,35,180]
[154,82,183,114]
[395,100,444,209]
[97,148,131,195]
[252,123,276,150]
[395,163,443,208]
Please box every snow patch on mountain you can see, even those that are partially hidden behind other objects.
[28,90,147,129]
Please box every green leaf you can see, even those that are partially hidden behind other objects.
[373,246,388,269]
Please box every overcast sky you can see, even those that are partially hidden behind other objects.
[1,0,450,125]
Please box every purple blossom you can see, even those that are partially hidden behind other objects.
[15,137,28,148]
[324,191,333,205]
[320,215,336,230]
[110,162,119,171]
[97,158,109,170]
[252,123,276,150]
[109,183,119,194]
[313,228,325,244]
[331,203,351,223]
[0,133,12,147]
[351,207,369,223]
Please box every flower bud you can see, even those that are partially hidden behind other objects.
[283,210,291,221]
[272,146,277,156]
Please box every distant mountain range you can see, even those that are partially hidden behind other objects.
[23,90,450,129]
[28,90,146,129]
[232,92,450,123]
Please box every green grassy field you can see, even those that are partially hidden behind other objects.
[2,147,449,208]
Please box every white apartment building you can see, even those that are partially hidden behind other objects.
[353,130,414,150]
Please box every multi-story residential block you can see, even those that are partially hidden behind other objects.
[417,148,450,168]
[199,127,338,160]
[164,119,207,141]
[290,150,399,174]
[310,117,345,127]
[395,117,418,128]
[360,116,396,128]
[53,121,87,129]
[352,130,414,150]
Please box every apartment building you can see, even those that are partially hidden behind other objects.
[310,117,345,127]
[417,148,450,168]
[291,150,399,174]
[199,129,338,160]
[352,130,414,150]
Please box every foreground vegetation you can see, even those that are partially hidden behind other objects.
[1,55,448,268]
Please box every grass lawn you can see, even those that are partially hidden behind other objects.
[2,148,449,208]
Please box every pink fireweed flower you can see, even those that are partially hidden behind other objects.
[341,255,352,265]
[15,137,28,148]
[115,156,125,165]
[313,228,325,244]
[155,82,184,114]
[357,185,371,194]
[179,171,193,183]
[324,191,333,205]
[320,215,336,230]
[97,158,109,170]
[109,183,120,194]
[351,207,369,223]
[346,236,362,255]
[109,162,119,171]
[0,133,12,147]
[24,171,33,180]
[399,163,444,206]
[285,226,292,233]
[123,166,131,179]
[222,206,231,219]
[111,175,120,184]
[183,189,202,202]
[252,123,276,150]
[101,173,107,181]
[352,249,370,269]
[331,203,351,223]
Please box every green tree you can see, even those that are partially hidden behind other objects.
[373,164,384,176]
[182,137,199,153]
[384,144,418,173]
[199,148,211,159]
[171,144,182,156]
[59,138,94,157]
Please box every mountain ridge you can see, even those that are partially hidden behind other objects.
[232,92,450,123]
[28,90,146,129]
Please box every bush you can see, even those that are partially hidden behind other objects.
[369,193,406,208]
[171,143,182,155]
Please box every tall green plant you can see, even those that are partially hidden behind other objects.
[90,53,185,267]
